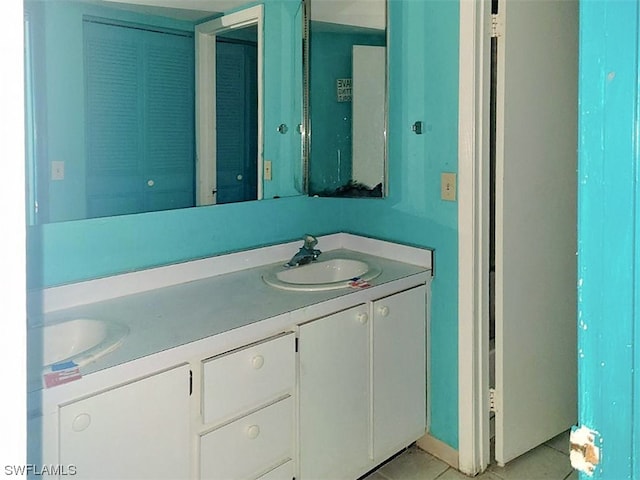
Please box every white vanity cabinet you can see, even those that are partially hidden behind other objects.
[199,333,296,480]
[58,364,191,480]
[371,285,427,460]
[299,304,372,479]
[298,285,427,479]
[32,235,433,480]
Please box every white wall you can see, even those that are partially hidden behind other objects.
[311,0,385,30]
[352,45,385,188]
[1,0,27,472]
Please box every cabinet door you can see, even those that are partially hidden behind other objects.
[372,285,427,460]
[299,304,372,480]
[59,364,191,479]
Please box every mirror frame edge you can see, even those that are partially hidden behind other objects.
[301,0,310,195]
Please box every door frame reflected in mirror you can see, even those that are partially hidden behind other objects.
[195,5,264,205]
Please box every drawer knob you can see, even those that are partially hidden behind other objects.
[251,355,265,369]
[246,424,260,439]
[378,305,390,317]
[357,312,369,324]
[72,413,91,432]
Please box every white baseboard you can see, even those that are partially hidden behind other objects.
[416,432,459,470]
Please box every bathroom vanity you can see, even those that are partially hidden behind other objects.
[27,233,433,480]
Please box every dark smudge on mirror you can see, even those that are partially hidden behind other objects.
[303,0,387,198]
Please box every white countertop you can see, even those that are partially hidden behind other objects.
[27,234,433,399]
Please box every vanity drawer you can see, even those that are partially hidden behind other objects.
[200,397,293,480]
[202,332,295,425]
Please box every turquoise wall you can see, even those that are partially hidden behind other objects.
[578,1,639,477]
[27,0,461,451]
[336,0,460,449]
[27,196,343,288]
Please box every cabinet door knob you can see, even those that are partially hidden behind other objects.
[357,312,369,324]
[246,425,260,439]
[378,305,390,317]
[251,355,265,369]
[72,413,91,432]
[147,179,155,187]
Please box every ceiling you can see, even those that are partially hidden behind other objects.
[97,0,253,21]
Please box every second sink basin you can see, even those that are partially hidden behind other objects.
[263,258,382,291]
[29,318,129,369]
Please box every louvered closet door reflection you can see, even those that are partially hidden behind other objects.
[84,20,194,218]
[142,29,195,213]
[215,40,258,204]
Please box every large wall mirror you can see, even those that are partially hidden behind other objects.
[304,0,387,198]
[24,0,304,224]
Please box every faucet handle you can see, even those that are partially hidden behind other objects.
[303,234,318,249]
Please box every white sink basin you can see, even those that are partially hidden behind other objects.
[30,318,129,369]
[263,258,382,291]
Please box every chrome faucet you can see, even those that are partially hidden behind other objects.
[285,234,321,267]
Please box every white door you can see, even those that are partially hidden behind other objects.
[59,365,191,479]
[298,304,371,480]
[372,286,426,460]
[494,0,578,465]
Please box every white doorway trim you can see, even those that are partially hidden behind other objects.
[457,0,491,475]
[1,0,27,465]
[195,5,264,205]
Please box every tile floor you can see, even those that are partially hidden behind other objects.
[362,431,577,480]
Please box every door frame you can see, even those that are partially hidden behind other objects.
[2,0,27,465]
[195,5,264,206]
[457,0,491,475]
[458,0,582,474]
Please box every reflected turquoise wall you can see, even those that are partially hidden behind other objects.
[262,0,305,199]
[28,0,461,450]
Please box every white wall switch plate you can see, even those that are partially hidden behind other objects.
[51,161,65,181]
[441,172,456,201]
[264,160,272,181]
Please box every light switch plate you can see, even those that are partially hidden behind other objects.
[441,172,456,201]
[264,160,272,181]
[51,161,65,181]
